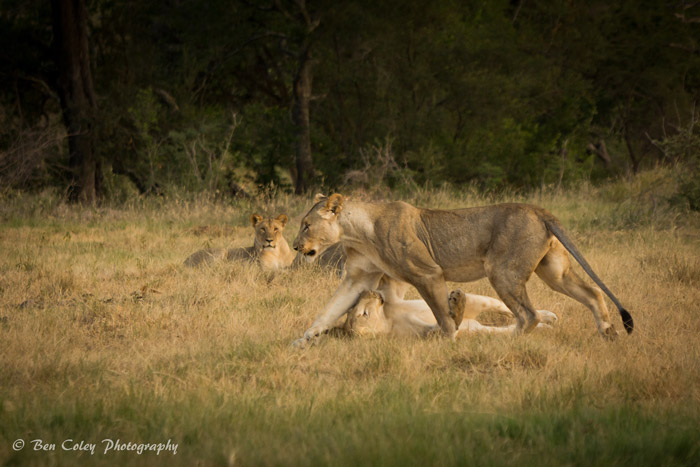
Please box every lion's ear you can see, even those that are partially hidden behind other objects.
[276,214,288,227]
[313,193,327,203]
[325,193,344,215]
[250,214,263,227]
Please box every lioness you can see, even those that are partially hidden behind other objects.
[292,194,633,346]
[344,288,558,337]
[184,214,296,270]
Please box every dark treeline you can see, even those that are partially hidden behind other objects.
[1,0,700,201]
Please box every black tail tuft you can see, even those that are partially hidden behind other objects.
[619,308,634,334]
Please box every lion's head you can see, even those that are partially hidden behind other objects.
[292,193,343,262]
[251,214,289,253]
[343,290,386,336]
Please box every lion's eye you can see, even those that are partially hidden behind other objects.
[274,228,278,232]
[303,224,310,232]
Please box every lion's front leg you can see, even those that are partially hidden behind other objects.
[413,277,457,338]
[293,271,383,347]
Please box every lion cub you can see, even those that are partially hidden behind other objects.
[344,289,557,338]
[184,214,296,270]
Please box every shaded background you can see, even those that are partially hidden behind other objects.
[1,0,699,202]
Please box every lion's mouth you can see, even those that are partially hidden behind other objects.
[263,244,275,250]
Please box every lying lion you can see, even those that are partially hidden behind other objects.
[184,213,344,271]
[292,194,634,347]
[343,286,558,338]
[184,214,296,270]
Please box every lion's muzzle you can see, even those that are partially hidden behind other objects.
[293,239,316,258]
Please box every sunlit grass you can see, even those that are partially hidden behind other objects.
[1,168,699,465]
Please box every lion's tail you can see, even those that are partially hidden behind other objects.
[544,219,634,334]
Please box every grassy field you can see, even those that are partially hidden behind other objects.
[1,169,700,466]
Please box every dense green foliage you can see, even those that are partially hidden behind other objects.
[2,0,700,196]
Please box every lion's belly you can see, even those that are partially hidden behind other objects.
[389,302,438,337]
[442,262,486,283]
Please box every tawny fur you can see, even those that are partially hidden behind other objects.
[184,214,296,270]
[342,285,558,338]
[292,194,632,347]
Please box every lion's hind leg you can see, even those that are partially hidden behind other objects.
[535,242,616,339]
[459,292,512,320]
[455,290,558,326]
[458,319,517,335]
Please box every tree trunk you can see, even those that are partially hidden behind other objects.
[587,139,612,169]
[51,0,100,203]
[624,125,640,174]
[292,45,315,194]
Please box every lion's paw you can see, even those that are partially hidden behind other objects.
[601,324,619,341]
[291,337,309,349]
[536,309,558,325]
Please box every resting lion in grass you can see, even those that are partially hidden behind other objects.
[292,194,633,347]
[184,213,345,271]
[184,214,296,270]
[343,284,558,338]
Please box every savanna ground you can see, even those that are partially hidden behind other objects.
[1,168,700,466]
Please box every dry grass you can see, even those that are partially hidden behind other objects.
[1,173,700,465]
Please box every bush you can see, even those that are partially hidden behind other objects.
[650,114,700,211]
